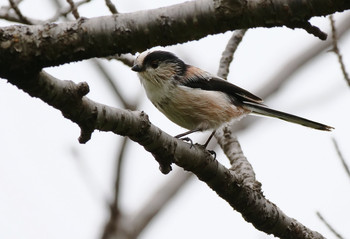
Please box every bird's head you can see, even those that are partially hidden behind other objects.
[132,50,187,85]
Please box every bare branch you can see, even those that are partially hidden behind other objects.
[214,30,261,189]
[0,7,42,24]
[332,138,350,180]
[217,29,247,80]
[249,13,350,102]
[215,126,261,190]
[0,0,91,24]
[101,137,130,239]
[8,0,32,24]
[105,0,118,14]
[1,0,349,77]
[92,59,135,109]
[66,0,80,19]
[2,2,348,238]
[329,14,350,86]
[48,0,91,22]
[113,137,129,215]
[3,69,326,238]
[316,211,344,239]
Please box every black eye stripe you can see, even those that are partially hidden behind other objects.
[150,61,159,68]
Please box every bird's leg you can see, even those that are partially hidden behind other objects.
[203,130,216,159]
[175,129,201,148]
[175,129,200,139]
[203,130,216,148]
[175,130,216,159]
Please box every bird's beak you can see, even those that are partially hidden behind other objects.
[131,64,142,72]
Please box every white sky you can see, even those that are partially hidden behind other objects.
[0,0,349,239]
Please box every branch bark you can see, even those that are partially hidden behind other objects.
[3,69,325,238]
[0,0,349,77]
[1,1,347,238]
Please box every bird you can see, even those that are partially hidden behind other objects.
[131,50,333,147]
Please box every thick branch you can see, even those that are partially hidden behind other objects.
[0,0,349,77]
[3,70,325,238]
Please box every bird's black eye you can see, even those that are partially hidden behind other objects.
[150,61,159,69]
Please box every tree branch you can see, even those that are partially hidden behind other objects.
[66,0,81,19]
[215,126,261,190]
[8,0,32,24]
[0,0,91,24]
[1,1,347,238]
[2,68,326,238]
[102,137,130,239]
[1,0,349,77]
[316,211,344,239]
[92,59,136,109]
[329,14,350,86]
[332,138,350,181]
[217,29,247,80]
[104,0,118,14]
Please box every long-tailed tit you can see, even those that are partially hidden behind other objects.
[132,50,333,147]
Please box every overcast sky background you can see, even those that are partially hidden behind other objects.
[0,0,349,238]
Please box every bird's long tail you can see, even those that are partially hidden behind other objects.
[243,102,334,131]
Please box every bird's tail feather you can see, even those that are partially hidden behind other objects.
[243,102,334,131]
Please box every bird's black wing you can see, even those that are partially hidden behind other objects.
[181,70,262,104]
[180,67,334,131]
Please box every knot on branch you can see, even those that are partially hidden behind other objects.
[76,82,90,97]
[140,111,173,174]
[60,80,90,107]
[153,152,173,174]
[78,127,94,144]
[77,105,98,144]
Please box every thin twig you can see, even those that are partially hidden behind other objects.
[217,29,247,79]
[252,13,350,102]
[66,0,80,19]
[91,59,135,109]
[0,6,42,24]
[316,211,344,239]
[101,137,130,239]
[105,0,118,14]
[0,0,90,24]
[215,30,259,188]
[329,15,350,86]
[332,138,350,180]
[113,137,128,213]
[8,0,32,24]
[49,0,90,22]
[215,127,260,190]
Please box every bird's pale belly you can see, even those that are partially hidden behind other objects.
[152,87,250,131]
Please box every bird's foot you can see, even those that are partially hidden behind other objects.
[207,149,216,159]
[176,136,194,148]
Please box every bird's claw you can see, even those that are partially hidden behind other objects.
[175,134,215,157]
[177,136,194,148]
[207,149,216,159]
